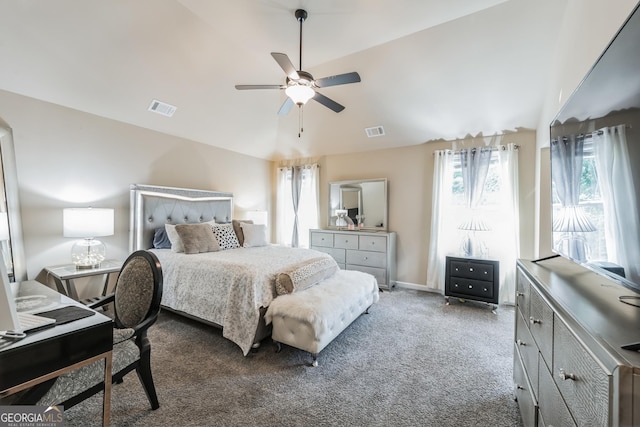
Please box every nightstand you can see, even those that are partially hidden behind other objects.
[44,259,122,303]
[445,256,499,311]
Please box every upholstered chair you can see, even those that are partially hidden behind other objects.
[26,250,163,411]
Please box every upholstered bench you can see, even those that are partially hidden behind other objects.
[265,268,379,367]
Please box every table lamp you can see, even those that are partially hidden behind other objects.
[458,216,491,257]
[63,207,114,269]
[335,209,348,227]
[553,205,596,262]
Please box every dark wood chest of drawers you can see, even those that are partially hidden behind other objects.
[445,256,499,305]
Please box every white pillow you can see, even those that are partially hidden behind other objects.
[240,223,268,248]
[165,220,216,253]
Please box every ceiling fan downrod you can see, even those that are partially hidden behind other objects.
[295,9,307,71]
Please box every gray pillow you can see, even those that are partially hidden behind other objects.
[175,223,220,254]
[232,219,253,247]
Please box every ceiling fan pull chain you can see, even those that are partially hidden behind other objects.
[298,106,303,138]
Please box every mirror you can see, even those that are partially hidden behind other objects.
[0,122,26,282]
[328,178,387,230]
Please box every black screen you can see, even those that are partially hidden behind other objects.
[550,3,640,293]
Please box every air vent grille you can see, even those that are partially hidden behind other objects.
[148,99,176,117]
[365,126,385,138]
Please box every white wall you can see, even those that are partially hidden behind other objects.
[0,89,272,293]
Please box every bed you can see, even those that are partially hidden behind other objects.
[129,184,332,355]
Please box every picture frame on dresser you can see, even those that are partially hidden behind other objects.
[309,229,396,290]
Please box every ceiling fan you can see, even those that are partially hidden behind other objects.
[235,9,361,115]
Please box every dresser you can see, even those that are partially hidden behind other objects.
[309,229,397,290]
[514,257,640,427]
[445,256,499,308]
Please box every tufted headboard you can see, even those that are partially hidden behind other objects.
[129,184,234,251]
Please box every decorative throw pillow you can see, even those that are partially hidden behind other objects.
[275,257,339,295]
[232,219,253,247]
[164,224,185,253]
[152,227,172,249]
[212,223,240,250]
[175,223,220,254]
[165,220,216,253]
[240,223,268,248]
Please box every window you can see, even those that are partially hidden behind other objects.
[276,164,319,248]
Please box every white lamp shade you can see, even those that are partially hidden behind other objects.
[285,85,315,105]
[63,208,114,238]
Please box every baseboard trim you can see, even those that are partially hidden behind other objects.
[393,281,443,294]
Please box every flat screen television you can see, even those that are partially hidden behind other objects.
[549,2,640,296]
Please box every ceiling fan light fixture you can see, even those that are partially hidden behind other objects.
[286,84,315,105]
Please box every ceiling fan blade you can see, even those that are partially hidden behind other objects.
[277,98,294,115]
[312,92,345,113]
[235,85,284,90]
[314,72,361,88]
[271,52,300,80]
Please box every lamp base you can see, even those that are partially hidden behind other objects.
[71,238,106,269]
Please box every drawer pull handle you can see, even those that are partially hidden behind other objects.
[516,339,526,346]
[558,369,576,381]
[516,384,525,391]
[516,291,524,297]
[529,316,541,325]
[469,267,474,272]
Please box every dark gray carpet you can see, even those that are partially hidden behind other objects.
[65,289,523,426]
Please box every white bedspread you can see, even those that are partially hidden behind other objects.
[150,245,331,355]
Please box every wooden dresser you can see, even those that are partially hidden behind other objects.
[514,257,640,427]
[309,229,397,290]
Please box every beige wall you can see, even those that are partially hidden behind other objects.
[0,89,272,288]
[318,130,537,287]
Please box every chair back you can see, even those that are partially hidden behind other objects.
[114,250,163,329]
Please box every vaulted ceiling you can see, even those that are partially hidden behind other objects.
[0,0,564,160]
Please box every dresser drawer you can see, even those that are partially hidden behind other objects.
[529,287,554,370]
[358,235,387,253]
[515,310,539,399]
[310,232,333,248]
[538,360,576,427]
[514,346,537,427]
[346,250,387,268]
[334,233,359,250]
[347,265,386,286]
[553,318,610,426]
[450,260,494,281]
[516,268,531,323]
[447,277,494,299]
[312,246,346,264]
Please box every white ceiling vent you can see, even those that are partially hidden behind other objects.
[148,99,176,117]
[365,126,385,138]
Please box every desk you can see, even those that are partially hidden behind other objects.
[44,259,122,302]
[0,280,113,426]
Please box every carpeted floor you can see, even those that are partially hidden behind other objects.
[65,289,523,426]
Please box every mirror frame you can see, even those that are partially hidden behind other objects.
[0,124,26,282]
[328,178,388,231]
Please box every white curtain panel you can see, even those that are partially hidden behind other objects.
[426,150,455,293]
[275,164,319,248]
[593,125,640,284]
[494,143,520,304]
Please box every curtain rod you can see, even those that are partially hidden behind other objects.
[434,144,519,155]
[552,124,631,142]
